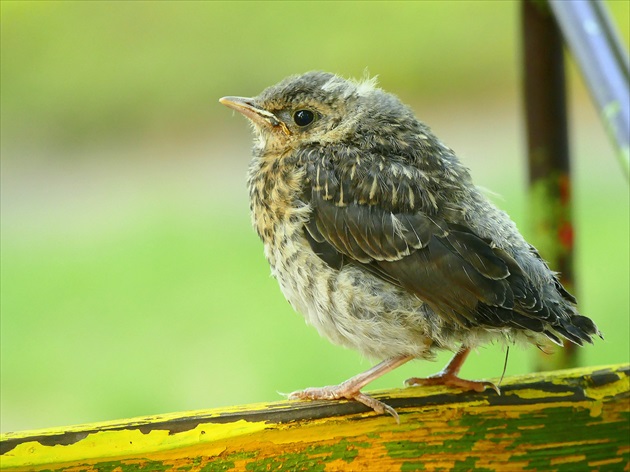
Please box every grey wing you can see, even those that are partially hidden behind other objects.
[302,154,597,345]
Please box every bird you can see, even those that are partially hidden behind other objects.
[219,71,600,420]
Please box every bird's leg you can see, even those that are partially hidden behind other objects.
[289,355,414,422]
[405,347,500,394]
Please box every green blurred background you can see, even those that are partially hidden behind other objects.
[1,1,628,433]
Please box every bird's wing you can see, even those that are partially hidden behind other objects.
[302,150,572,341]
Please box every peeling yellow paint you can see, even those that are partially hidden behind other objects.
[516,424,545,430]
[588,400,604,418]
[504,388,576,400]
[1,419,269,470]
[588,457,625,467]
[587,373,629,400]
[549,454,587,465]
[525,438,611,451]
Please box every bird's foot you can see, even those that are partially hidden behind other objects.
[287,356,414,422]
[404,346,500,394]
[289,385,400,422]
[404,373,500,395]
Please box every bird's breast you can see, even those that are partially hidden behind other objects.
[247,154,309,248]
[247,157,440,359]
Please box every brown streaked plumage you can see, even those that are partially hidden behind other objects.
[219,71,600,420]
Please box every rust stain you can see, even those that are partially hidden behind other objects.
[557,220,574,250]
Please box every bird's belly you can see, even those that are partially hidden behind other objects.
[265,229,438,360]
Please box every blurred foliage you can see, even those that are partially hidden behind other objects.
[2,0,625,151]
[2,1,514,148]
[1,1,629,150]
[1,1,628,433]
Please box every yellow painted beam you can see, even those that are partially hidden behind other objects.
[1,364,628,471]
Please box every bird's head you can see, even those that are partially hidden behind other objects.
[220,71,413,156]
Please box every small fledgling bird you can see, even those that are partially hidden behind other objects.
[219,71,600,420]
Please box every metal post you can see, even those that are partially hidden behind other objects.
[522,0,577,370]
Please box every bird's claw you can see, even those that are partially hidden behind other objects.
[405,374,501,395]
[289,386,400,423]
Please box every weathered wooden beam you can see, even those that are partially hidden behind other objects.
[1,364,628,471]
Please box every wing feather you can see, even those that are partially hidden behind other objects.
[300,149,596,343]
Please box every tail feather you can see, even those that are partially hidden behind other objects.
[552,315,600,346]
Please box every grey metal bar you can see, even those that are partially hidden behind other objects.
[550,0,630,176]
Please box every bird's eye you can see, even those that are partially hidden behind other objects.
[293,109,316,127]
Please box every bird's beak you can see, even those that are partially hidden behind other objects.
[219,96,291,135]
